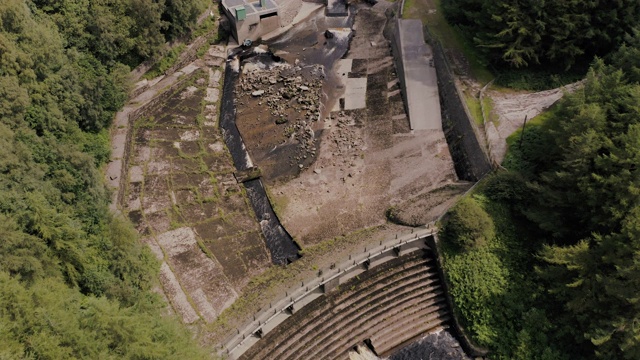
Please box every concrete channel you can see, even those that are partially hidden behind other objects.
[220,50,301,265]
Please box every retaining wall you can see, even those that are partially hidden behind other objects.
[423,28,493,181]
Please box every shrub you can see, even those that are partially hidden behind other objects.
[444,246,508,345]
[144,44,187,80]
[483,171,529,203]
[443,197,495,250]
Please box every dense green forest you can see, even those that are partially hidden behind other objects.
[442,0,640,69]
[0,0,211,358]
[441,32,640,359]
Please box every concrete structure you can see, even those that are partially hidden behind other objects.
[423,26,493,181]
[237,243,450,359]
[222,0,280,42]
[332,59,368,111]
[326,0,348,17]
[392,19,442,131]
[262,2,324,41]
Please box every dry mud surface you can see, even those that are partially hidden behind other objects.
[235,61,326,180]
[234,7,461,246]
[110,0,469,345]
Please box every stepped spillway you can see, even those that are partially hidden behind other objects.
[239,248,450,359]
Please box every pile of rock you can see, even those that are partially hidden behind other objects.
[235,61,326,170]
[284,120,317,168]
[328,112,364,157]
[236,64,324,124]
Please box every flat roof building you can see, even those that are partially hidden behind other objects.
[222,0,280,43]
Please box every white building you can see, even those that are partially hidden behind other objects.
[222,0,280,43]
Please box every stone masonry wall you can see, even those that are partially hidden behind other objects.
[424,29,492,181]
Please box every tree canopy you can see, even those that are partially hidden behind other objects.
[443,33,640,359]
[0,0,211,357]
[501,38,640,359]
[530,58,640,359]
[443,0,640,69]
[443,197,495,250]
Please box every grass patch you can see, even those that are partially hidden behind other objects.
[144,44,187,80]
[506,103,558,148]
[196,40,209,58]
[480,95,497,125]
[464,92,483,126]
[501,104,559,176]
[192,14,217,39]
[264,186,289,219]
[402,0,417,19]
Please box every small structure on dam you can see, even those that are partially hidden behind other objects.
[222,0,280,43]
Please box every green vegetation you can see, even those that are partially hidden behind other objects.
[441,36,640,359]
[162,0,211,41]
[493,68,586,92]
[402,0,494,84]
[144,44,187,80]
[443,0,640,69]
[464,93,484,125]
[442,191,568,359]
[480,95,497,125]
[442,0,639,89]
[442,197,494,250]
[0,0,211,357]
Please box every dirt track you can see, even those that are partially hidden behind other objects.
[484,82,582,162]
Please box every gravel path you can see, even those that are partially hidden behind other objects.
[484,81,582,163]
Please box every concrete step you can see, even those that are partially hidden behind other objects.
[319,296,448,360]
[237,290,335,360]
[275,267,439,360]
[271,275,440,360]
[328,251,430,307]
[239,251,449,360]
[332,265,439,312]
[289,286,445,360]
[372,314,451,356]
[248,257,435,359]
[369,303,447,345]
